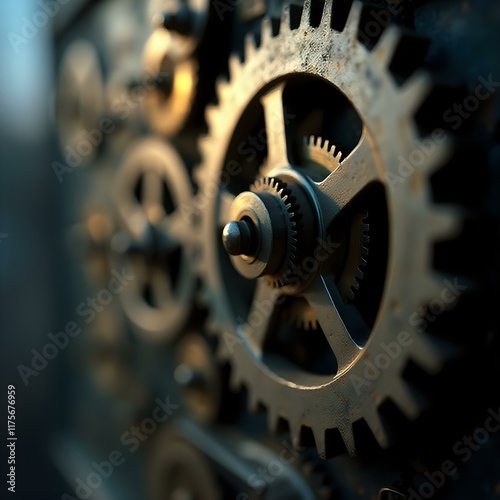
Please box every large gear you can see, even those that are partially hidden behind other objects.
[196,0,463,458]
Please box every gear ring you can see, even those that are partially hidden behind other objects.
[197,0,462,457]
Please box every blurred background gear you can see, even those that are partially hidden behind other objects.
[112,138,197,342]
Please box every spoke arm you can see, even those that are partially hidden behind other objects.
[142,169,163,207]
[260,82,291,171]
[315,130,379,225]
[304,275,368,370]
[243,278,278,352]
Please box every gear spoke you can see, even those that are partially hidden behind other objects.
[245,278,277,352]
[142,169,164,223]
[304,275,366,370]
[260,82,291,172]
[315,130,379,225]
[161,210,188,249]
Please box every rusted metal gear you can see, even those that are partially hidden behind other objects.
[196,0,463,458]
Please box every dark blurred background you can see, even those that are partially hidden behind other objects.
[0,2,88,497]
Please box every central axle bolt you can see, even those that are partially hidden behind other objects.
[222,219,257,256]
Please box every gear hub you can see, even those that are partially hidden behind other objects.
[222,177,307,287]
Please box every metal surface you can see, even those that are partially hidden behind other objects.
[196,0,463,458]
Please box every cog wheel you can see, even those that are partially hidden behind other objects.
[196,0,463,458]
[112,138,197,343]
[303,135,343,175]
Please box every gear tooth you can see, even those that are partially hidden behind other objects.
[339,426,357,457]
[229,54,242,79]
[391,380,428,421]
[261,17,273,42]
[343,1,363,41]
[215,76,229,101]
[205,105,219,130]
[299,0,311,28]
[312,427,327,459]
[428,206,462,241]
[372,25,402,68]
[419,272,449,304]
[420,271,473,306]
[244,33,257,60]
[419,135,453,175]
[363,412,392,449]
[400,70,432,114]
[247,390,261,413]
[319,0,333,28]
[280,4,291,31]
[267,407,280,433]
[198,136,212,160]
[309,135,315,147]
[410,332,459,375]
[323,139,330,152]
